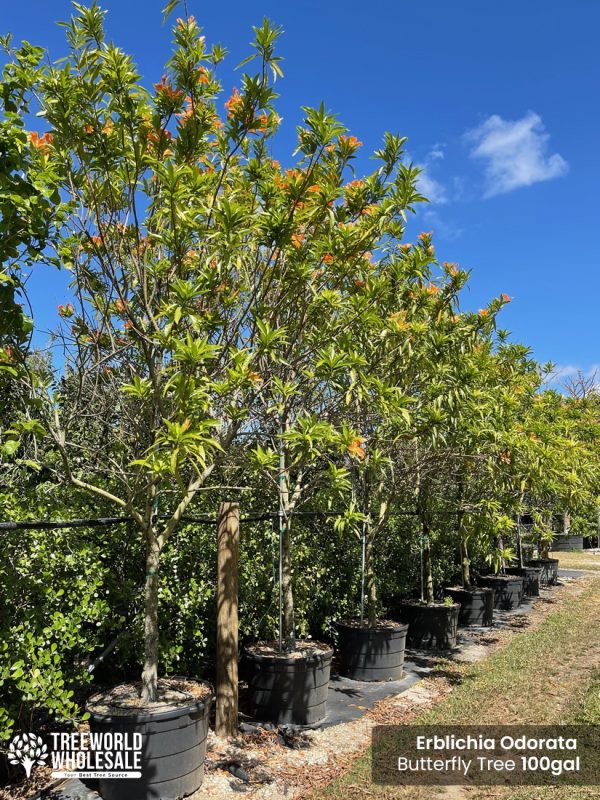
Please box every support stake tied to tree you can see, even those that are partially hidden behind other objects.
[216,501,239,738]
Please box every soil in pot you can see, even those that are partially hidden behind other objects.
[87,678,212,800]
[397,601,460,650]
[243,641,333,726]
[506,566,542,597]
[336,619,408,681]
[526,558,559,586]
[445,587,494,627]
[478,575,524,610]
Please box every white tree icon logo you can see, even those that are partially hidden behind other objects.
[8,733,48,778]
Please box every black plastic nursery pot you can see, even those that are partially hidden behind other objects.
[397,601,460,650]
[87,680,212,800]
[335,620,409,681]
[244,642,333,726]
[506,566,542,597]
[445,587,494,627]
[478,575,524,610]
[551,534,584,552]
[526,558,559,586]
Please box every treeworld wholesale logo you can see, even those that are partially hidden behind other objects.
[8,734,48,778]
[8,731,143,780]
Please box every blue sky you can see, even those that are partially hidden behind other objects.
[3,0,599,382]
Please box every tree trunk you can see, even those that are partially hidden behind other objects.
[281,516,295,648]
[461,538,471,588]
[457,510,470,587]
[422,519,434,605]
[141,532,160,703]
[365,531,377,627]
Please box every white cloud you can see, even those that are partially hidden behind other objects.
[417,168,447,204]
[415,145,448,204]
[466,111,568,197]
[422,208,463,241]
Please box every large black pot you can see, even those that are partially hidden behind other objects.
[478,575,524,609]
[506,566,542,597]
[397,601,460,650]
[445,587,494,626]
[551,534,584,552]
[336,620,408,681]
[526,558,559,586]
[87,682,212,800]
[244,643,333,726]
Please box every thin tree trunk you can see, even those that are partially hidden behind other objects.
[141,531,160,703]
[365,531,377,627]
[281,516,295,648]
[457,512,470,587]
[461,538,471,587]
[422,518,434,605]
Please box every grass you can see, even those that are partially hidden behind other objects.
[306,576,600,800]
[555,550,600,572]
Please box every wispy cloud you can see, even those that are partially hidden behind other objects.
[417,169,447,204]
[422,208,463,241]
[415,145,448,204]
[465,111,568,197]
[545,363,600,388]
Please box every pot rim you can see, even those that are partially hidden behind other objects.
[335,618,409,633]
[243,642,334,665]
[399,599,461,610]
[87,678,213,725]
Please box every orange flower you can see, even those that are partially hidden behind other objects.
[501,293,513,302]
[154,75,184,102]
[102,119,114,135]
[361,205,377,216]
[348,437,366,460]
[224,88,243,116]
[443,262,459,276]
[115,299,127,314]
[29,131,53,151]
[124,320,134,330]
[322,254,334,264]
[84,124,94,134]
[307,184,321,193]
[418,230,433,241]
[197,66,210,85]
[478,308,489,317]
[353,279,366,288]
[340,135,362,148]
[291,232,304,249]
[91,235,102,247]
[400,243,411,252]
[58,303,75,318]
[248,371,263,384]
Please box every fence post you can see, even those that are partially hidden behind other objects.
[216,501,239,738]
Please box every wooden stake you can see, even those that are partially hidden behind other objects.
[216,501,239,738]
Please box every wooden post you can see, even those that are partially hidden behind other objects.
[216,501,239,738]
